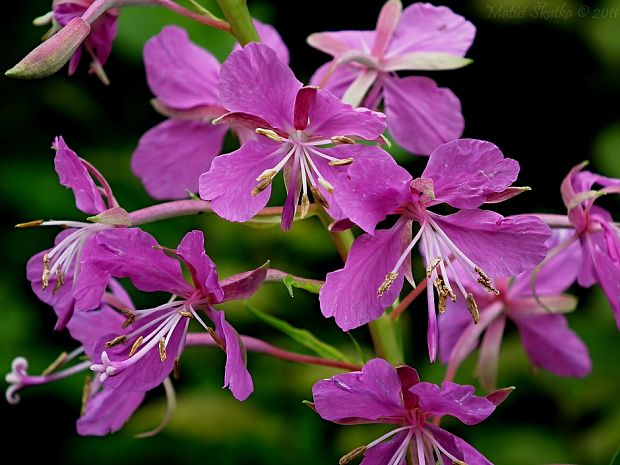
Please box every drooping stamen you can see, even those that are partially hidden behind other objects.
[329,157,354,167]
[466,293,480,324]
[41,351,68,376]
[339,446,367,465]
[105,335,127,348]
[173,359,181,380]
[42,254,51,290]
[255,127,286,142]
[426,257,441,278]
[475,267,499,295]
[318,177,335,193]
[158,337,167,362]
[300,193,311,218]
[129,336,143,357]
[331,136,356,145]
[378,271,398,297]
[310,186,330,209]
[15,219,44,228]
[434,277,456,313]
[250,145,296,196]
[207,327,226,351]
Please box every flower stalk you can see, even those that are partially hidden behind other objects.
[216,0,259,45]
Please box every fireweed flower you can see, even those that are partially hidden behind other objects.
[308,0,474,155]
[78,228,265,400]
[132,22,289,200]
[439,230,591,391]
[24,136,130,330]
[199,42,389,230]
[6,281,146,436]
[313,358,507,465]
[320,139,550,360]
[558,162,620,328]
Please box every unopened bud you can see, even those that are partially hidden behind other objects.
[6,17,91,79]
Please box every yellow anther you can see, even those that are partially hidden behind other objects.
[378,272,398,297]
[158,337,167,362]
[328,158,354,167]
[129,336,143,357]
[466,293,480,324]
[105,335,127,348]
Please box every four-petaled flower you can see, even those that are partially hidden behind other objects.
[439,230,591,390]
[313,358,508,465]
[320,139,550,360]
[308,0,475,155]
[199,42,389,230]
[80,228,266,401]
[559,162,620,328]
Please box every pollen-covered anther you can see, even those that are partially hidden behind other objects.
[251,177,274,196]
[207,327,226,351]
[378,271,398,297]
[300,193,311,218]
[158,337,167,362]
[466,293,480,324]
[434,278,456,313]
[339,445,367,465]
[80,374,92,416]
[255,128,285,142]
[318,177,335,193]
[15,219,44,228]
[330,136,356,145]
[310,186,330,209]
[105,335,127,348]
[328,157,354,167]
[41,254,51,290]
[178,310,193,318]
[256,168,278,182]
[475,267,499,295]
[426,257,441,278]
[52,269,64,294]
[41,351,68,376]
[129,336,143,357]
[119,308,136,328]
[173,358,181,380]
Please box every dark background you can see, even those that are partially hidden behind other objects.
[1,0,620,463]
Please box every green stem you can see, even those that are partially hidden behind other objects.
[369,315,403,364]
[316,207,354,261]
[216,0,259,45]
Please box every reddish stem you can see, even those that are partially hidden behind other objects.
[186,333,361,371]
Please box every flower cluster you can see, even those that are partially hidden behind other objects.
[5,1,618,463]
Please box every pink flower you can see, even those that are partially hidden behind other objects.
[439,230,591,390]
[320,139,550,361]
[308,0,475,155]
[24,137,130,330]
[560,162,620,328]
[199,42,389,230]
[132,23,289,200]
[313,358,508,465]
[80,229,266,401]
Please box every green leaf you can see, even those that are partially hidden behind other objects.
[246,305,352,363]
[282,275,322,297]
[346,331,368,364]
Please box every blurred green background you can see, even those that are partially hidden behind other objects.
[1,0,620,463]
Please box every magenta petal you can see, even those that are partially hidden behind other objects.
[512,314,591,377]
[438,300,473,364]
[219,263,268,302]
[75,228,189,310]
[361,430,409,465]
[307,88,386,140]
[307,30,376,57]
[67,304,125,356]
[320,220,409,330]
[233,19,290,65]
[372,0,402,57]
[510,229,582,298]
[588,234,620,328]
[475,317,506,391]
[312,144,401,225]
[410,382,495,425]
[176,230,224,302]
[54,3,86,26]
[310,61,358,98]
[387,3,475,58]
[205,307,254,401]
[77,387,145,436]
[132,119,227,200]
[422,139,520,209]
[333,153,411,234]
[430,210,551,278]
[199,139,282,222]
[383,75,464,155]
[427,425,493,465]
[53,136,107,215]
[219,43,301,130]
[214,111,282,135]
[312,358,407,424]
[144,25,220,110]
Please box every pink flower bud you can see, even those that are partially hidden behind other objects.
[5,17,90,79]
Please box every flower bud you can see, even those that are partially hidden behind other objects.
[6,17,90,79]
